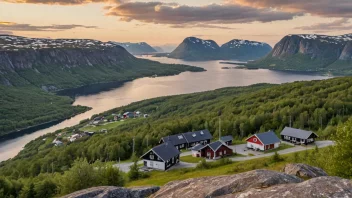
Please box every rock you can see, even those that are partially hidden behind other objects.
[227,176,352,198]
[151,170,302,198]
[62,186,160,198]
[282,163,328,179]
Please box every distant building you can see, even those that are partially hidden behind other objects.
[159,129,213,150]
[135,111,142,117]
[191,141,233,160]
[220,135,234,145]
[52,140,63,146]
[70,134,80,142]
[123,112,135,119]
[141,143,180,171]
[280,127,318,145]
[246,131,281,151]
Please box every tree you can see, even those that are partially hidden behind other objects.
[34,180,57,198]
[330,118,352,178]
[128,160,140,181]
[271,152,283,163]
[99,165,125,187]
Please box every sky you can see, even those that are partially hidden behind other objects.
[1,0,352,48]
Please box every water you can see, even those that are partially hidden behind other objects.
[0,57,330,162]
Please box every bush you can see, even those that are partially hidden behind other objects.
[271,152,284,163]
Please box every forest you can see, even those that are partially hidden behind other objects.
[0,86,90,137]
[1,77,352,197]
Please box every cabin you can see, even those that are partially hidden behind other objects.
[123,112,135,119]
[183,129,213,148]
[220,135,234,145]
[159,134,188,150]
[192,141,233,160]
[246,131,281,151]
[141,143,180,171]
[159,129,213,150]
[280,127,318,145]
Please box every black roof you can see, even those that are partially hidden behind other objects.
[220,135,233,142]
[183,129,212,143]
[254,131,281,145]
[148,143,180,162]
[161,134,187,146]
[280,127,318,139]
[191,144,207,151]
[208,141,230,152]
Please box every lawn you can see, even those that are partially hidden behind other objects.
[80,121,125,132]
[264,143,294,153]
[126,148,328,187]
[180,155,203,163]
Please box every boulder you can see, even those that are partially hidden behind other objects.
[62,186,160,198]
[151,170,302,198]
[227,176,352,198]
[282,163,328,179]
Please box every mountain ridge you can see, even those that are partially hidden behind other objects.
[168,37,272,61]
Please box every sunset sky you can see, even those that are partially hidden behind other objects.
[1,0,352,48]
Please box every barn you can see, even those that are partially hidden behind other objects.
[141,143,180,171]
[192,141,233,160]
[246,131,281,151]
[281,127,318,145]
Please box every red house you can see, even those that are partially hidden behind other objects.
[191,141,233,160]
[246,131,281,151]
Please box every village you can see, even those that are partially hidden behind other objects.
[50,111,334,173]
[117,127,334,172]
[51,110,148,146]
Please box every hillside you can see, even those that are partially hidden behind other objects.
[0,35,204,136]
[1,77,352,197]
[0,86,90,138]
[247,34,352,75]
[168,37,272,61]
[112,42,157,55]
[0,35,204,91]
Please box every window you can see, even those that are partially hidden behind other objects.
[224,150,227,154]
[178,135,183,139]
[200,131,204,135]
[150,154,154,160]
[220,151,222,156]
[192,134,196,137]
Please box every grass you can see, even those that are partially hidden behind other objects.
[264,144,295,154]
[180,155,202,163]
[80,120,126,132]
[126,148,329,187]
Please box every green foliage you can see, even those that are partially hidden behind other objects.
[0,86,90,137]
[196,159,210,169]
[329,118,352,178]
[128,160,140,181]
[271,152,284,163]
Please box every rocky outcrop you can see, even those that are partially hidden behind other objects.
[221,40,272,61]
[282,163,328,179]
[151,170,302,198]
[227,176,352,198]
[62,186,160,198]
[112,42,157,55]
[340,42,352,61]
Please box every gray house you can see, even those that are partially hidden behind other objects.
[280,127,318,145]
[141,143,180,171]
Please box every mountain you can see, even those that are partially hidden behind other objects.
[169,37,221,61]
[112,42,157,55]
[169,37,271,61]
[220,39,272,61]
[153,46,164,53]
[0,35,204,91]
[247,34,352,75]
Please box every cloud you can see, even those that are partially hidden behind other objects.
[295,18,352,33]
[170,23,236,30]
[233,0,352,18]
[0,21,98,32]
[3,0,104,5]
[105,2,300,27]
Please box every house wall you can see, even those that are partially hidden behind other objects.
[281,135,315,145]
[165,155,180,170]
[247,142,264,151]
[187,139,210,148]
[203,145,233,159]
[144,160,165,170]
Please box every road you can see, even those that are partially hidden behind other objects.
[114,140,334,172]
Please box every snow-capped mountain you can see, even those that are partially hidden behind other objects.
[0,35,119,51]
[247,33,352,75]
[221,39,272,60]
[111,42,157,55]
[169,37,271,61]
